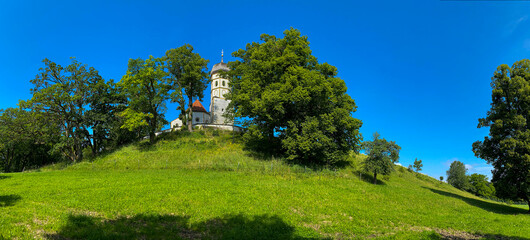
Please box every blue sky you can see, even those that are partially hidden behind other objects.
[1,0,529,179]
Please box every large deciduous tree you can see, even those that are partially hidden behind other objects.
[226,28,362,164]
[85,79,128,155]
[362,132,401,184]
[446,161,469,191]
[0,103,60,172]
[468,173,496,199]
[30,58,126,161]
[30,58,103,162]
[165,44,210,132]
[119,56,170,143]
[472,59,530,212]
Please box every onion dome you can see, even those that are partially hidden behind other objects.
[210,61,229,75]
[211,49,230,75]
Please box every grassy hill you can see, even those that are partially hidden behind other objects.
[0,131,528,239]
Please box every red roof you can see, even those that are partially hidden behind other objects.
[191,100,208,113]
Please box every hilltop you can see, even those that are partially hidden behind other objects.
[0,131,528,239]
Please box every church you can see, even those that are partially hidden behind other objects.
[170,53,244,132]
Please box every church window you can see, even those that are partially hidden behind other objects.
[215,81,218,87]
[222,81,225,86]
[195,117,200,122]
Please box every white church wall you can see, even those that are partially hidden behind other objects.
[211,98,231,124]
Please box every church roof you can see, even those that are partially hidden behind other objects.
[210,61,229,75]
[191,99,208,113]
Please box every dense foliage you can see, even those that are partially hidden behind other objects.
[165,44,210,132]
[468,173,496,199]
[29,58,127,162]
[472,59,530,211]
[226,28,362,164]
[118,56,170,144]
[0,105,60,172]
[362,132,401,184]
[446,161,469,191]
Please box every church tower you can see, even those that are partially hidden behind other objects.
[210,50,231,124]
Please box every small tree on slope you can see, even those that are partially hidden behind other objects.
[413,158,423,172]
[362,132,401,184]
[446,160,469,191]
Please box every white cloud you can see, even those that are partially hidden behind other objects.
[506,16,528,36]
[395,163,402,166]
[465,164,473,171]
[473,166,493,174]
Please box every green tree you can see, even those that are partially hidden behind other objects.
[413,158,423,172]
[85,79,130,155]
[226,28,362,164]
[362,132,401,184]
[468,173,496,198]
[407,164,413,172]
[165,44,209,132]
[446,161,469,190]
[119,56,170,144]
[0,104,60,172]
[30,58,103,162]
[440,176,444,182]
[472,59,530,212]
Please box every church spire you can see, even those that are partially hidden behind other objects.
[221,49,224,63]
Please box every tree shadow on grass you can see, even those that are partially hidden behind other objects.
[0,194,21,207]
[352,171,386,185]
[423,187,528,215]
[46,213,326,240]
[0,175,11,180]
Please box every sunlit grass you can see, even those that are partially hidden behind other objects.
[0,131,528,239]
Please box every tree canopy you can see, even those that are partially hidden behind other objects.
[0,104,59,172]
[30,58,107,162]
[468,173,496,199]
[472,59,530,211]
[119,56,169,143]
[446,161,469,191]
[362,132,401,184]
[413,158,423,172]
[165,44,210,132]
[226,28,362,164]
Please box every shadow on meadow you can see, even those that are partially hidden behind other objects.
[0,194,21,207]
[424,187,528,215]
[357,172,386,185]
[46,213,325,240]
[0,175,11,180]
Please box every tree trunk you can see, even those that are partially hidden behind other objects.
[525,196,530,213]
[188,95,193,132]
[149,114,157,144]
[373,172,377,184]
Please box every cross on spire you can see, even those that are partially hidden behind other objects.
[221,49,224,63]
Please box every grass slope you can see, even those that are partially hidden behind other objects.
[0,131,528,239]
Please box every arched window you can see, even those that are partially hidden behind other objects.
[222,81,225,86]
[215,81,218,87]
[195,117,200,122]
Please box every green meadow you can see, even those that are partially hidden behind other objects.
[0,131,528,239]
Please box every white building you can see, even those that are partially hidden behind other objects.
[170,53,243,132]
